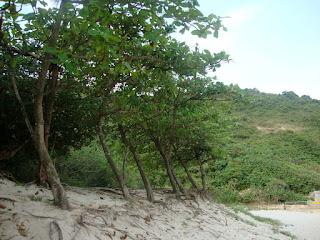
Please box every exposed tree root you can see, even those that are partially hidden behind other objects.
[49,220,63,240]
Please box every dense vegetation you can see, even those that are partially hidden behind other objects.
[53,89,320,204]
[212,89,320,203]
[1,0,319,208]
[1,0,230,208]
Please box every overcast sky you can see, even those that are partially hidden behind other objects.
[178,0,320,99]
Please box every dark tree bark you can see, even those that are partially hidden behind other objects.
[199,160,206,191]
[172,145,198,192]
[152,138,180,194]
[97,116,130,199]
[171,166,185,194]
[37,64,60,186]
[0,140,29,161]
[167,103,186,194]
[33,0,70,209]
[118,125,155,202]
[178,158,199,191]
[44,64,59,148]
[122,148,128,184]
[9,58,34,137]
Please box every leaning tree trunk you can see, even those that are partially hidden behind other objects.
[97,117,130,199]
[44,64,59,148]
[171,166,185,194]
[199,160,206,191]
[153,138,180,194]
[4,0,69,209]
[9,61,34,137]
[38,64,60,186]
[178,158,199,191]
[8,59,32,160]
[34,63,70,209]
[33,0,70,209]
[121,148,128,184]
[34,54,70,209]
[172,144,199,191]
[118,125,154,202]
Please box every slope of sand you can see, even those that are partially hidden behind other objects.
[0,179,291,240]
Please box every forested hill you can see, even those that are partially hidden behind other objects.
[211,89,320,203]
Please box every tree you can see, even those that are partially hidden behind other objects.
[1,0,228,206]
[71,0,228,197]
[1,0,72,209]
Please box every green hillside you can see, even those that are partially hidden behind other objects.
[211,89,320,203]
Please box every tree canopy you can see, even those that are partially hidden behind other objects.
[1,0,231,208]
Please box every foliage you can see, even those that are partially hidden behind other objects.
[2,0,319,206]
[213,89,320,203]
[1,0,230,202]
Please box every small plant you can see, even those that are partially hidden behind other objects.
[224,208,256,227]
[279,230,296,239]
[231,205,281,226]
[213,187,241,203]
[29,195,43,202]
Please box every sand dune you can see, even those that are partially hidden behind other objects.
[0,179,291,240]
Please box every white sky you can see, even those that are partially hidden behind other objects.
[178,0,320,99]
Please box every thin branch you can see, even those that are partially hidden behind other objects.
[0,43,40,60]
[49,220,63,240]
[0,139,30,161]
[8,57,34,138]
[23,210,63,220]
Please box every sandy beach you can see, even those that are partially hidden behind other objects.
[0,178,292,240]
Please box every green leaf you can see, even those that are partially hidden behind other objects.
[214,30,219,38]
[124,62,132,71]
[45,47,57,55]
[23,12,36,20]
[58,51,68,62]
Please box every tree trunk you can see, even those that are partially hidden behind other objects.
[168,104,185,194]
[122,148,128,184]
[153,138,179,194]
[118,125,155,202]
[171,166,185,194]
[38,143,70,208]
[97,117,130,199]
[33,0,69,209]
[199,161,206,191]
[9,57,34,137]
[38,65,59,186]
[5,12,68,207]
[179,158,199,191]
[34,59,70,208]
[7,57,32,161]
[44,64,59,148]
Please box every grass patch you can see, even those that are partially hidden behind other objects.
[279,230,296,239]
[224,208,257,227]
[231,205,281,226]
[231,204,297,239]
[29,195,43,202]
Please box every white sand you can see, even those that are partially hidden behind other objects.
[251,210,320,240]
[0,179,291,240]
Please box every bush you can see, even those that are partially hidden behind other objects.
[213,186,241,203]
[56,141,141,188]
